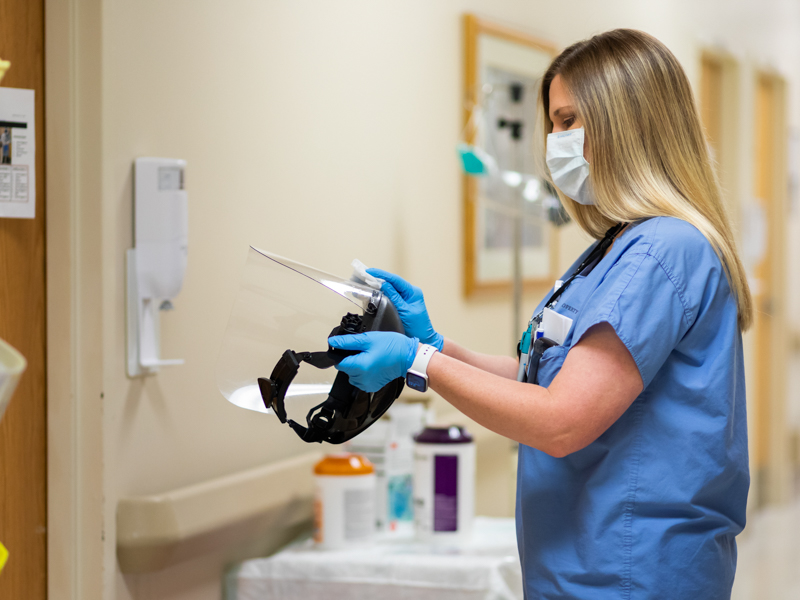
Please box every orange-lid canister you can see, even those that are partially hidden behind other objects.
[313,453,376,548]
[314,453,374,476]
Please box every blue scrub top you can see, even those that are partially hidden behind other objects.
[516,217,749,599]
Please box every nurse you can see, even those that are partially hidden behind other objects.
[329,29,751,599]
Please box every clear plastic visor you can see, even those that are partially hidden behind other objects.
[216,247,376,416]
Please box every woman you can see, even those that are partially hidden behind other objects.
[329,29,751,599]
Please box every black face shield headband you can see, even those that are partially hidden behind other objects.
[256,289,406,444]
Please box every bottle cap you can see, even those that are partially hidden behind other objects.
[314,453,374,476]
[413,425,473,444]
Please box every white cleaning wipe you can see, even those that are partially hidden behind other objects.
[351,259,384,290]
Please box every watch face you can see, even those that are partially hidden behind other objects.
[406,372,427,393]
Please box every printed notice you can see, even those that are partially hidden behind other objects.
[0,88,35,219]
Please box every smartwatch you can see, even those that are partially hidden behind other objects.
[405,344,438,393]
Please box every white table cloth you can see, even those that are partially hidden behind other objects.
[226,517,523,600]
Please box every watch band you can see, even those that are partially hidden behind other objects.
[410,344,437,375]
[406,344,438,393]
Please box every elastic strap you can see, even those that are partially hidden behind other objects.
[258,348,352,423]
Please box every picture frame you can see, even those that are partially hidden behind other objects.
[462,14,559,296]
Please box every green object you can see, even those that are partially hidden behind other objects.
[519,323,532,356]
[456,143,495,176]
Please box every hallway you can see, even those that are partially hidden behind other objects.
[733,497,800,599]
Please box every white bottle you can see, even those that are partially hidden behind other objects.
[384,403,425,535]
[345,404,426,535]
[344,420,389,531]
[413,426,475,543]
[313,454,376,550]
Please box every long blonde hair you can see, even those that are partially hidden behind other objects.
[541,29,753,331]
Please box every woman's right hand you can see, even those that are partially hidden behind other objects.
[366,268,444,352]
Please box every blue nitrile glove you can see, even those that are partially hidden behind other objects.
[366,268,444,352]
[328,331,418,393]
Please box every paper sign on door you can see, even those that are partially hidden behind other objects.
[0,87,36,219]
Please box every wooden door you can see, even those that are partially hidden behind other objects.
[752,73,781,505]
[699,52,740,219]
[0,0,48,597]
[700,54,724,163]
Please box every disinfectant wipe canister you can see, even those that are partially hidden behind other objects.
[313,454,376,549]
[413,426,475,542]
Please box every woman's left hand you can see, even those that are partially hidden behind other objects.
[366,268,444,351]
[329,331,418,393]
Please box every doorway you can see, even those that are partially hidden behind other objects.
[752,72,789,506]
[0,0,48,597]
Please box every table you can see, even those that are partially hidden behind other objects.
[226,517,523,600]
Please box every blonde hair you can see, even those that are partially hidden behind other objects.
[541,29,753,331]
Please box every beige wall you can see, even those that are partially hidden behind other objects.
[46,1,800,599]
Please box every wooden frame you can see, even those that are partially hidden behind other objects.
[751,71,790,505]
[462,14,558,296]
[699,54,724,162]
[698,50,741,222]
[698,52,791,506]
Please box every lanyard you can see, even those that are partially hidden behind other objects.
[516,222,625,381]
[531,222,625,330]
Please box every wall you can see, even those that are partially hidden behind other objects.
[45,1,800,599]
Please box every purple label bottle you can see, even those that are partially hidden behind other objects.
[413,426,475,542]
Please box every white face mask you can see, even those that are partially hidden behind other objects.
[546,127,595,205]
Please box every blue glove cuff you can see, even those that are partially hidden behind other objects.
[404,337,420,373]
[426,332,444,353]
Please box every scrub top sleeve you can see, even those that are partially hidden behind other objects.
[572,252,693,389]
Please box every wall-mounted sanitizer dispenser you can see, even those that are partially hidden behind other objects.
[127,157,188,376]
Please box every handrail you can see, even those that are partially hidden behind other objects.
[117,451,322,573]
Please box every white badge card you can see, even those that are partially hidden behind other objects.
[0,87,36,219]
[542,307,573,346]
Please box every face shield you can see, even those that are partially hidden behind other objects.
[217,248,405,444]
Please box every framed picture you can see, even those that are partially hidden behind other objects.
[462,14,559,295]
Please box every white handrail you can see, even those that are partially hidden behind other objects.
[117,451,322,573]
